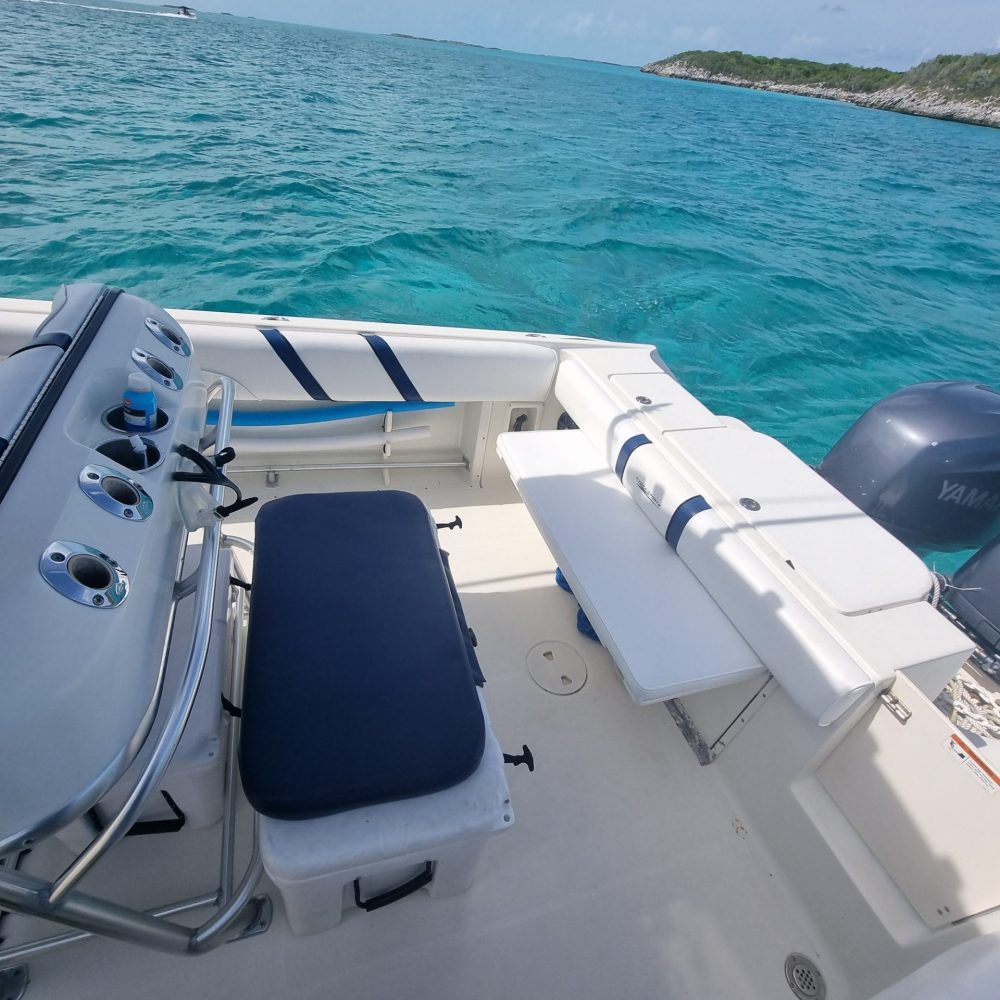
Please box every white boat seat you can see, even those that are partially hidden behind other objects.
[497,429,766,704]
[549,351,972,725]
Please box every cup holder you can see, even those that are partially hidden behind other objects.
[131,347,183,391]
[79,464,154,520]
[102,405,169,434]
[144,316,192,357]
[40,541,129,608]
[96,437,162,472]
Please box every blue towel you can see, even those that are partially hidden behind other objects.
[576,606,600,643]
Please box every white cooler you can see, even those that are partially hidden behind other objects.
[260,706,513,935]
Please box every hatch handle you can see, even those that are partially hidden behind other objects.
[503,744,535,771]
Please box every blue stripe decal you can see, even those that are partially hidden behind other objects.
[361,334,423,402]
[206,401,454,427]
[259,328,331,401]
[614,434,651,481]
[665,495,712,551]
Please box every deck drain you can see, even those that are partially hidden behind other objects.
[784,954,825,1000]
[526,641,587,695]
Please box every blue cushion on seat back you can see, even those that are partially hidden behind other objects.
[240,491,486,820]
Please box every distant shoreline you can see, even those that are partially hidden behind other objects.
[387,32,626,69]
[389,32,499,52]
[642,57,1000,130]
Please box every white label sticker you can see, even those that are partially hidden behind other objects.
[945,734,1000,795]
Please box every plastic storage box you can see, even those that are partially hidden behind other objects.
[260,703,513,935]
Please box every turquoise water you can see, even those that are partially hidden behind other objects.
[4,2,1000,468]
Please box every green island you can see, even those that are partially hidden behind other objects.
[641,50,1000,128]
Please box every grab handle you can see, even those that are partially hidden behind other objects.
[353,862,433,913]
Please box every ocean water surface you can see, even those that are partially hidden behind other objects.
[3,2,1000,473]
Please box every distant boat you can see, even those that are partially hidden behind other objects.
[21,0,196,17]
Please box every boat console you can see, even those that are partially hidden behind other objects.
[0,284,274,957]
[0,284,213,857]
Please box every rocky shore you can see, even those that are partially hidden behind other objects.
[641,60,1000,129]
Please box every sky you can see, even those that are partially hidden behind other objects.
[196,0,1000,70]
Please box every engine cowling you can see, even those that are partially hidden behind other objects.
[947,536,1000,654]
[817,381,1000,553]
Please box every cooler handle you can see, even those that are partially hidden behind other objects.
[353,862,433,912]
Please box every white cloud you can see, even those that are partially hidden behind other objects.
[700,25,723,47]
[562,11,595,35]
[670,24,722,48]
[784,33,825,55]
[557,10,632,39]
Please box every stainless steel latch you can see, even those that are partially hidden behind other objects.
[880,689,912,724]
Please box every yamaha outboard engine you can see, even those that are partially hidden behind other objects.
[947,536,1000,655]
[818,381,1000,552]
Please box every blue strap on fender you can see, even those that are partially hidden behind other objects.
[614,434,651,481]
[665,495,712,551]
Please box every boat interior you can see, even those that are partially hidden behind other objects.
[2,283,1000,1000]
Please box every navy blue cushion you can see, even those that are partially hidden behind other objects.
[239,491,486,820]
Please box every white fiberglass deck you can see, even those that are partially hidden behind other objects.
[12,498,839,1000]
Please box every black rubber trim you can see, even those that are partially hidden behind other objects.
[361,333,423,402]
[0,286,122,507]
[9,331,73,356]
[353,861,433,912]
[259,327,332,401]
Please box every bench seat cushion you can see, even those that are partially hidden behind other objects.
[240,491,485,820]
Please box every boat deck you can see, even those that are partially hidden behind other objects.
[10,498,840,1000]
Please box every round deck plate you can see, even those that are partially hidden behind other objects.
[526,641,587,695]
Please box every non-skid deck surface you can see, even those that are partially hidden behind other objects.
[18,502,836,1000]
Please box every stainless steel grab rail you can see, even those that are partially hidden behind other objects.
[0,893,218,965]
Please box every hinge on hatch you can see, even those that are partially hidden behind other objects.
[880,689,912,724]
